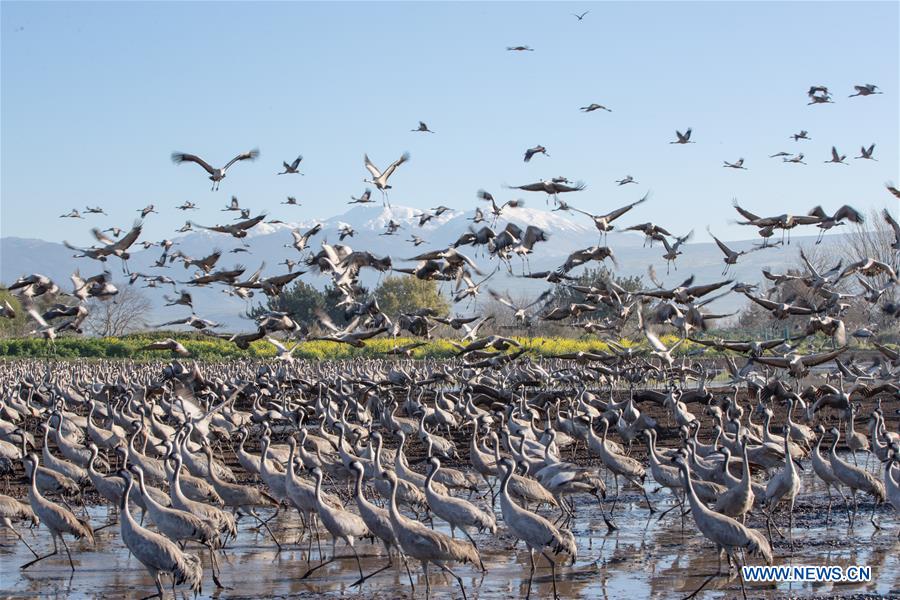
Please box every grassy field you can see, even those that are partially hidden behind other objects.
[0,331,890,360]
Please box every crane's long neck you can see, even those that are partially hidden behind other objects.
[424,462,437,492]
[286,440,297,480]
[497,464,519,518]
[395,434,407,469]
[783,435,795,474]
[884,455,899,487]
[386,477,403,528]
[312,471,323,503]
[373,436,384,471]
[88,446,99,476]
[134,468,160,512]
[678,462,704,515]
[129,425,140,455]
[170,457,189,506]
[353,468,365,500]
[27,458,41,500]
[120,475,134,514]
[646,431,661,466]
[204,449,222,485]
[740,442,751,484]
[260,436,271,472]
[814,432,825,459]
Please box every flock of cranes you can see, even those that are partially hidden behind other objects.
[1,349,898,599]
[2,10,899,600]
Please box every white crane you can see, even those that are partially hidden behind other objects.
[348,461,411,587]
[497,458,575,600]
[166,454,236,542]
[300,466,370,582]
[424,456,495,571]
[828,427,885,527]
[763,432,801,551]
[363,152,410,204]
[811,425,848,524]
[171,148,259,190]
[201,445,280,546]
[129,464,223,587]
[20,454,94,571]
[118,469,204,598]
[382,469,478,600]
[713,436,756,523]
[595,418,652,514]
[673,452,772,599]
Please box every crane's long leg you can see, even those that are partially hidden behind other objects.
[870,501,881,530]
[10,526,39,558]
[461,528,486,571]
[608,475,620,521]
[20,533,58,570]
[657,495,683,522]
[401,552,415,590]
[596,493,617,531]
[208,546,226,588]
[526,549,536,600]
[251,511,281,551]
[139,572,164,600]
[352,555,393,587]
[59,535,76,571]
[683,549,722,600]
[437,563,468,600]
[788,498,795,554]
[541,550,560,600]
[635,477,655,513]
[350,542,365,581]
[423,560,431,600]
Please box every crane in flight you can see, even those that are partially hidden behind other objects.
[364,152,410,205]
[171,148,258,190]
[278,155,304,175]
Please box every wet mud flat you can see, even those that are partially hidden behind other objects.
[2,463,899,600]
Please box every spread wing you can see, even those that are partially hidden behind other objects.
[382,152,410,179]
[112,221,143,251]
[91,228,116,246]
[363,154,381,179]
[744,293,778,310]
[223,148,259,171]
[171,152,216,174]
[801,346,848,367]
[709,231,733,256]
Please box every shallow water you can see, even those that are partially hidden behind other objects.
[2,457,899,599]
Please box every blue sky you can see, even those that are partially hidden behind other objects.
[2,1,897,246]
